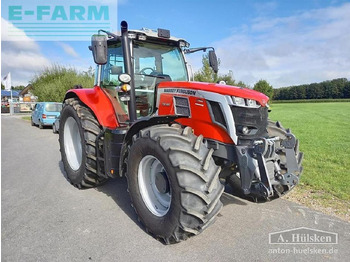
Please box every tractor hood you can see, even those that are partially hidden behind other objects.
[158,81,269,107]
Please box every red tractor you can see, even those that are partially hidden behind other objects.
[59,21,303,244]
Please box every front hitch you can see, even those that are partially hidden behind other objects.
[235,127,303,199]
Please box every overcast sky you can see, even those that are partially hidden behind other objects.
[1,0,350,88]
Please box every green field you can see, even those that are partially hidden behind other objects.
[269,102,350,201]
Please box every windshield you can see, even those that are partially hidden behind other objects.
[132,41,188,118]
[133,41,188,82]
[45,104,62,112]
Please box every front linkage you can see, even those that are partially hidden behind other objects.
[230,121,303,200]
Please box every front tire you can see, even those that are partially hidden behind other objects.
[59,98,108,188]
[126,124,224,244]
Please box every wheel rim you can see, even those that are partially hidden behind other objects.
[64,117,82,171]
[138,155,171,217]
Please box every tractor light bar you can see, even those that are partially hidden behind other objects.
[128,33,137,39]
[179,40,190,48]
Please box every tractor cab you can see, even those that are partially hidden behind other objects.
[95,27,190,121]
[91,22,217,123]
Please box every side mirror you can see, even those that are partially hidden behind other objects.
[208,50,218,73]
[89,34,107,65]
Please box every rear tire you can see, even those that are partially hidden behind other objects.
[39,121,43,129]
[126,124,224,244]
[59,97,108,188]
[31,118,35,126]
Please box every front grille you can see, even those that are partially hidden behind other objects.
[231,106,268,139]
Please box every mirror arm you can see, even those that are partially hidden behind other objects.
[98,29,121,41]
[184,47,215,54]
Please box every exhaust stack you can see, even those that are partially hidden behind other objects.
[121,21,137,123]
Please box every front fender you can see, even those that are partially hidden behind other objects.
[64,86,118,128]
[124,115,184,143]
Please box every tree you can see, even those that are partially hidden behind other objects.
[194,54,218,83]
[344,81,350,98]
[216,73,235,85]
[253,80,274,99]
[194,55,249,88]
[272,78,350,100]
[31,65,94,102]
[12,85,26,91]
[236,81,250,88]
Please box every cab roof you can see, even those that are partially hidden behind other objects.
[109,28,189,47]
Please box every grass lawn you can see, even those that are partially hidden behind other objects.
[269,102,350,218]
[22,116,31,121]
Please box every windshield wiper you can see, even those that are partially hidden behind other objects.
[135,73,167,79]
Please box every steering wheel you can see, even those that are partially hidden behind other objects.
[139,67,155,75]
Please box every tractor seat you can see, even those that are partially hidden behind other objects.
[111,66,123,75]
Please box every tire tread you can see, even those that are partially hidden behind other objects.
[126,124,224,244]
[60,98,107,188]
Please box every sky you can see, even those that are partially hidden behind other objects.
[1,0,350,88]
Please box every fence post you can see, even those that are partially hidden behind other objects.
[9,101,14,115]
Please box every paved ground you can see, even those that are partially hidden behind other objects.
[2,115,350,262]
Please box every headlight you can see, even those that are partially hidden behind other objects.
[242,126,249,135]
[232,96,245,106]
[246,99,257,107]
[119,73,131,83]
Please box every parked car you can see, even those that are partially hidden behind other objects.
[31,102,62,129]
[52,116,60,134]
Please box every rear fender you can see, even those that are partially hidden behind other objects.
[64,86,119,128]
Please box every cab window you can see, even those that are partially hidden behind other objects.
[100,43,125,88]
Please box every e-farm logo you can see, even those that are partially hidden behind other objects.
[2,0,118,41]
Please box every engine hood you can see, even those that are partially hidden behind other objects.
[158,81,269,107]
